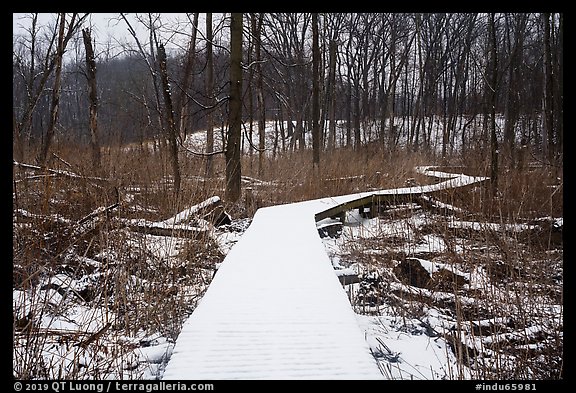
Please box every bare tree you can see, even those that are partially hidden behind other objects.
[556,13,563,163]
[13,13,43,162]
[205,13,215,177]
[343,14,362,150]
[246,15,256,159]
[157,42,182,199]
[121,13,165,149]
[323,14,344,151]
[449,14,478,158]
[379,14,415,151]
[225,13,243,203]
[263,13,312,152]
[13,12,562,175]
[36,13,88,166]
[312,13,320,168]
[441,14,477,158]
[502,13,528,167]
[488,13,499,196]
[253,13,266,176]
[120,13,183,197]
[542,12,555,163]
[178,13,200,141]
[81,27,102,172]
[243,14,270,164]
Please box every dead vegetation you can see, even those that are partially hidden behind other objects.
[12,141,562,379]
[323,165,562,379]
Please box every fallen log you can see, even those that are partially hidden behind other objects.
[14,208,72,225]
[416,194,464,215]
[119,196,232,239]
[121,218,209,239]
[13,160,110,185]
[161,196,231,227]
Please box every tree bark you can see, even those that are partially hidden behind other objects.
[255,13,266,176]
[328,39,337,151]
[226,13,243,203]
[503,14,527,167]
[312,13,321,168]
[206,13,215,177]
[36,13,66,166]
[157,43,181,199]
[488,13,499,196]
[556,13,563,163]
[178,13,199,141]
[82,28,102,173]
[542,13,555,163]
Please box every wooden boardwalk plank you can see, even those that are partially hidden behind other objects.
[162,202,383,380]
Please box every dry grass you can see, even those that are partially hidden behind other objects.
[238,146,434,212]
[13,143,223,379]
[13,139,562,379]
[322,154,562,379]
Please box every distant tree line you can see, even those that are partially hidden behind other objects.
[13,13,563,170]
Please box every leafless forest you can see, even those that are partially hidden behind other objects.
[13,13,562,380]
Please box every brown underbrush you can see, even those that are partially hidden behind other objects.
[12,140,562,379]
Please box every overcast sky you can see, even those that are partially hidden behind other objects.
[13,13,211,57]
[13,13,133,39]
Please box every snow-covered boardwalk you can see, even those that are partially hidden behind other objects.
[162,168,488,380]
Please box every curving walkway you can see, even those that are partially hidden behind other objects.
[161,167,488,380]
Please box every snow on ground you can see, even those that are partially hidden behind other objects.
[317,198,562,380]
[321,212,467,380]
[357,313,468,380]
[182,115,504,156]
[13,162,561,380]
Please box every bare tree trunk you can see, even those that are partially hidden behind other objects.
[387,29,397,151]
[37,13,66,166]
[82,28,102,173]
[34,14,90,165]
[379,38,388,147]
[328,39,337,151]
[255,13,266,176]
[410,15,424,151]
[226,13,243,203]
[542,13,555,163]
[178,13,199,141]
[312,13,320,168]
[205,13,215,177]
[556,13,563,163]
[246,16,255,161]
[503,14,527,168]
[459,14,477,158]
[488,13,499,196]
[353,84,361,150]
[157,43,181,199]
[14,14,39,163]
